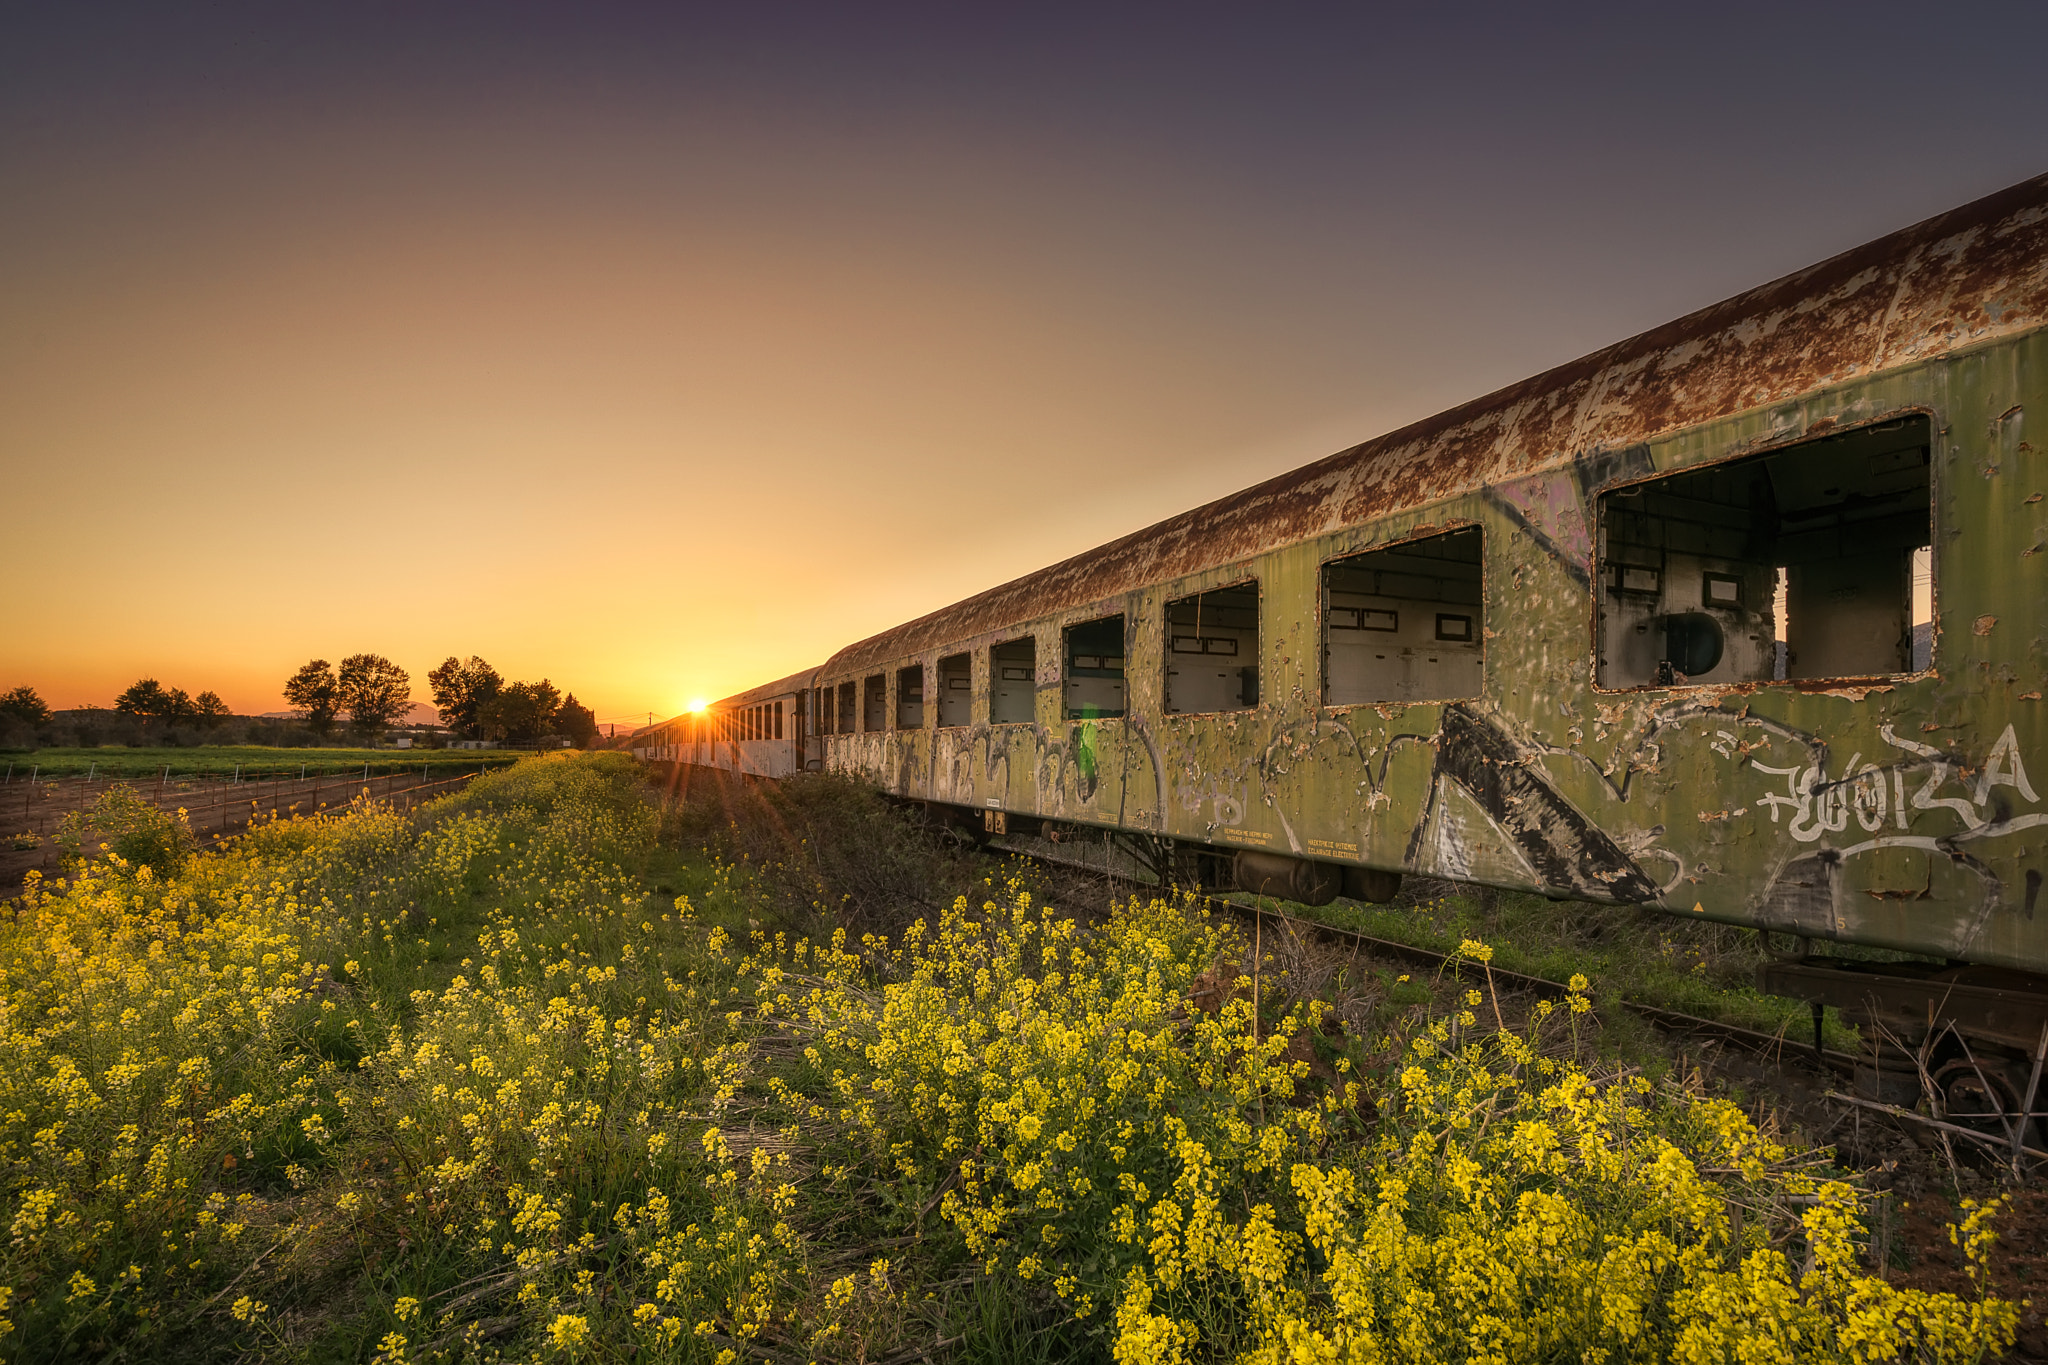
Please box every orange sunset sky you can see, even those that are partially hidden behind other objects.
[6,5,2046,729]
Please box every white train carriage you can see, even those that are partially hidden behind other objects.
[633,667,824,780]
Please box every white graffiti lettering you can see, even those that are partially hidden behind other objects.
[1758,724,2037,844]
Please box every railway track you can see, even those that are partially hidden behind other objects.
[1000,843,1864,1076]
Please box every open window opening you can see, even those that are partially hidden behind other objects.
[773,700,784,740]
[896,665,925,728]
[1598,415,1932,688]
[1165,582,1259,714]
[989,637,1036,725]
[1322,526,1484,705]
[835,681,855,734]
[862,675,887,731]
[816,686,835,737]
[936,653,972,727]
[1063,615,1126,719]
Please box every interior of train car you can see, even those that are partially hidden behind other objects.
[1322,526,1485,706]
[1596,415,1934,688]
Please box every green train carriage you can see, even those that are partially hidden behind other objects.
[779,174,2048,1125]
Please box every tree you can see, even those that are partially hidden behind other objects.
[284,660,341,737]
[114,678,174,718]
[191,691,230,728]
[555,693,599,748]
[0,685,51,724]
[427,655,503,739]
[480,679,561,744]
[163,687,197,721]
[338,654,412,740]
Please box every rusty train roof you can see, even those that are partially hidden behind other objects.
[821,172,2048,680]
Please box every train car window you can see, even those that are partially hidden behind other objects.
[1322,527,1485,706]
[1063,615,1127,719]
[774,700,784,740]
[936,653,971,727]
[816,687,831,736]
[896,665,925,728]
[1164,581,1259,714]
[862,675,887,731]
[1597,415,1932,688]
[990,637,1036,724]
[835,681,855,734]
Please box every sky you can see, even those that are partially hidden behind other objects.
[5,3,2047,729]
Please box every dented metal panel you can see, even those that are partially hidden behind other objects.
[805,175,2048,977]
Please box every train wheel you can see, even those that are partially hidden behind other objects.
[1930,1057,2022,1143]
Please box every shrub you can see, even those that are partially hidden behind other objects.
[52,786,193,878]
[763,907,2021,1364]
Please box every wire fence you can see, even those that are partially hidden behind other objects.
[2,767,497,893]
[3,767,493,841]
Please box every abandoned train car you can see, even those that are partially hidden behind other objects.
[803,174,2048,1091]
[640,173,2048,1122]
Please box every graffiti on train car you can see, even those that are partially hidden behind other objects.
[1752,723,2038,844]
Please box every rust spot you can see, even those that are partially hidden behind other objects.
[2026,493,2044,504]
[2022,691,2043,701]
[1975,615,1998,636]
[1805,416,1839,436]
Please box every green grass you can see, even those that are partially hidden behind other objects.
[1255,884,1866,1053]
[0,745,526,781]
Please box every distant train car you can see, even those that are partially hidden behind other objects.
[635,667,822,781]
[778,174,2048,1122]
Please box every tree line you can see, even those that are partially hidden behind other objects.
[281,654,597,747]
[0,682,230,726]
[425,656,598,747]
[2,653,602,750]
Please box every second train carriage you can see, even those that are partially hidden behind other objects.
[635,667,822,781]
[789,174,2048,1120]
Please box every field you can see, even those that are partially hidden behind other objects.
[0,746,526,782]
[0,754,2025,1362]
